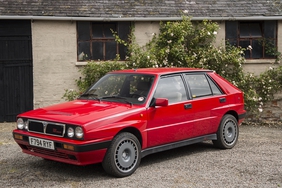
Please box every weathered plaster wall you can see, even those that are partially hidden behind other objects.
[134,21,160,46]
[32,20,80,109]
[214,21,225,47]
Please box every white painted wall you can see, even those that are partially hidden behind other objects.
[32,20,80,109]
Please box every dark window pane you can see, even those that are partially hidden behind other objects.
[252,40,263,59]
[264,21,276,38]
[77,22,90,40]
[119,44,127,60]
[226,39,237,46]
[106,41,117,60]
[78,42,90,60]
[92,42,103,60]
[104,23,116,38]
[239,40,251,58]
[92,23,103,38]
[240,22,262,38]
[225,21,238,39]
[118,22,131,40]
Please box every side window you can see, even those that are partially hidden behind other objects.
[77,21,130,61]
[185,74,212,98]
[154,75,187,104]
[206,76,223,95]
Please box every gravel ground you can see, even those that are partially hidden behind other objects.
[1,122,282,188]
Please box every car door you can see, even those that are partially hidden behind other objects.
[184,73,226,137]
[146,74,195,147]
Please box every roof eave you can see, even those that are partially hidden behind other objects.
[1,15,282,21]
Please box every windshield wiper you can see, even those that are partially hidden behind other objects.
[78,93,101,101]
[100,96,132,106]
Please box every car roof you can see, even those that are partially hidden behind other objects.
[111,67,212,76]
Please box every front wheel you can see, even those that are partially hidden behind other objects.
[102,132,141,178]
[213,114,239,149]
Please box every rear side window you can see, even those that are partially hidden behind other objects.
[185,74,222,98]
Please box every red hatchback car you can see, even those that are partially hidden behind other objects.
[13,68,246,177]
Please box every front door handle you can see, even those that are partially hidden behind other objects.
[184,103,192,109]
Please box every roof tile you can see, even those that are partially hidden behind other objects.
[0,0,281,19]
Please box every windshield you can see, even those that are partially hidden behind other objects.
[79,73,155,105]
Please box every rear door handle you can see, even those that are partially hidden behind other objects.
[184,103,192,109]
[219,97,226,103]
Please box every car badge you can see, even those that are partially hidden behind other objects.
[42,121,48,132]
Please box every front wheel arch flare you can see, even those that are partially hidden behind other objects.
[118,127,143,148]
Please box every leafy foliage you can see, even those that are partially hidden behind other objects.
[63,16,282,119]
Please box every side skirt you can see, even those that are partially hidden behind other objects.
[141,134,217,158]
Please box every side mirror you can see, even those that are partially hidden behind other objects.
[154,98,168,107]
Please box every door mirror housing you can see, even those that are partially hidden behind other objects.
[154,98,168,107]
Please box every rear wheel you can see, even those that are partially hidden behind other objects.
[213,114,239,149]
[102,132,141,178]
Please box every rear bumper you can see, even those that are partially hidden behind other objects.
[13,131,111,166]
[238,111,247,124]
[238,112,246,120]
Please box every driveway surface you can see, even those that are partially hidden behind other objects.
[0,123,282,188]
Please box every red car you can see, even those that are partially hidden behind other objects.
[13,68,246,177]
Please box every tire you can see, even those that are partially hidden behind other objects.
[102,132,141,178]
[213,114,239,149]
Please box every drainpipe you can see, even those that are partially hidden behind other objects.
[0,15,282,21]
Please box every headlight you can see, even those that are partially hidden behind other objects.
[17,118,25,130]
[75,127,84,139]
[67,127,74,138]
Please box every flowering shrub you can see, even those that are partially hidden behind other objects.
[63,16,282,120]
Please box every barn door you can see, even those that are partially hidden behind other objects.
[0,20,33,122]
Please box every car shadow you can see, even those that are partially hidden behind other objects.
[25,141,217,180]
[140,141,217,166]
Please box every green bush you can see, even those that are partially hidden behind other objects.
[63,16,282,120]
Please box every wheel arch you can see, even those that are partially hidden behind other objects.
[224,110,239,122]
[118,127,143,148]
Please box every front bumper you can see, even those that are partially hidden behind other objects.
[13,130,111,166]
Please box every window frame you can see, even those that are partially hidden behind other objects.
[225,20,277,59]
[77,21,131,61]
[184,73,223,99]
[153,74,188,104]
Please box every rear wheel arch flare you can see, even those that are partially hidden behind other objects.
[225,110,238,121]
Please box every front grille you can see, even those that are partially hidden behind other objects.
[28,119,65,137]
[26,145,77,161]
